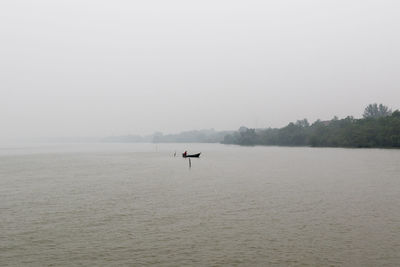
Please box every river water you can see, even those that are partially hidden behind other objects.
[1,143,399,266]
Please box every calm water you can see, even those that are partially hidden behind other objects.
[1,143,399,266]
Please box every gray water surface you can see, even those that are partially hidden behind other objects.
[1,143,399,266]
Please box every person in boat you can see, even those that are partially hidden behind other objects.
[183,151,187,157]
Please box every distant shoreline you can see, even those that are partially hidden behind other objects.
[98,106,400,149]
[222,110,400,149]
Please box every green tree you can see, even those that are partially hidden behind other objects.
[363,103,392,118]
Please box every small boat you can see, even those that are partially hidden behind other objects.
[182,152,201,158]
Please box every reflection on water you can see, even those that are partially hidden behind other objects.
[1,143,400,266]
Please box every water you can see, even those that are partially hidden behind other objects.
[1,143,399,266]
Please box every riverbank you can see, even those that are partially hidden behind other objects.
[222,111,400,148]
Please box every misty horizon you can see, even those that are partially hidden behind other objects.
[4,104,396,143]
[1,1,399,141]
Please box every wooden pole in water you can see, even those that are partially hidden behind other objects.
[189,158,191,168]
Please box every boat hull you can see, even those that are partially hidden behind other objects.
[182,153,201,158]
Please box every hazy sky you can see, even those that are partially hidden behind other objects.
[1,0,399,140]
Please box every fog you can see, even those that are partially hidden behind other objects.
[1,0,399,141]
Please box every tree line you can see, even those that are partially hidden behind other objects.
[222,104,400,148]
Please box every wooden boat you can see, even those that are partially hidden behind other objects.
[182,152,201,158]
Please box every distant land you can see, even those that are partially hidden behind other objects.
[103,104,400,148]
[102,129,233,144]
[223,104,400,148]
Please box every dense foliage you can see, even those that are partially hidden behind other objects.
[363,103,392,118]
[223,110,400,148]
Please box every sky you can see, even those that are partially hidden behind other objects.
[1,0,399,140]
